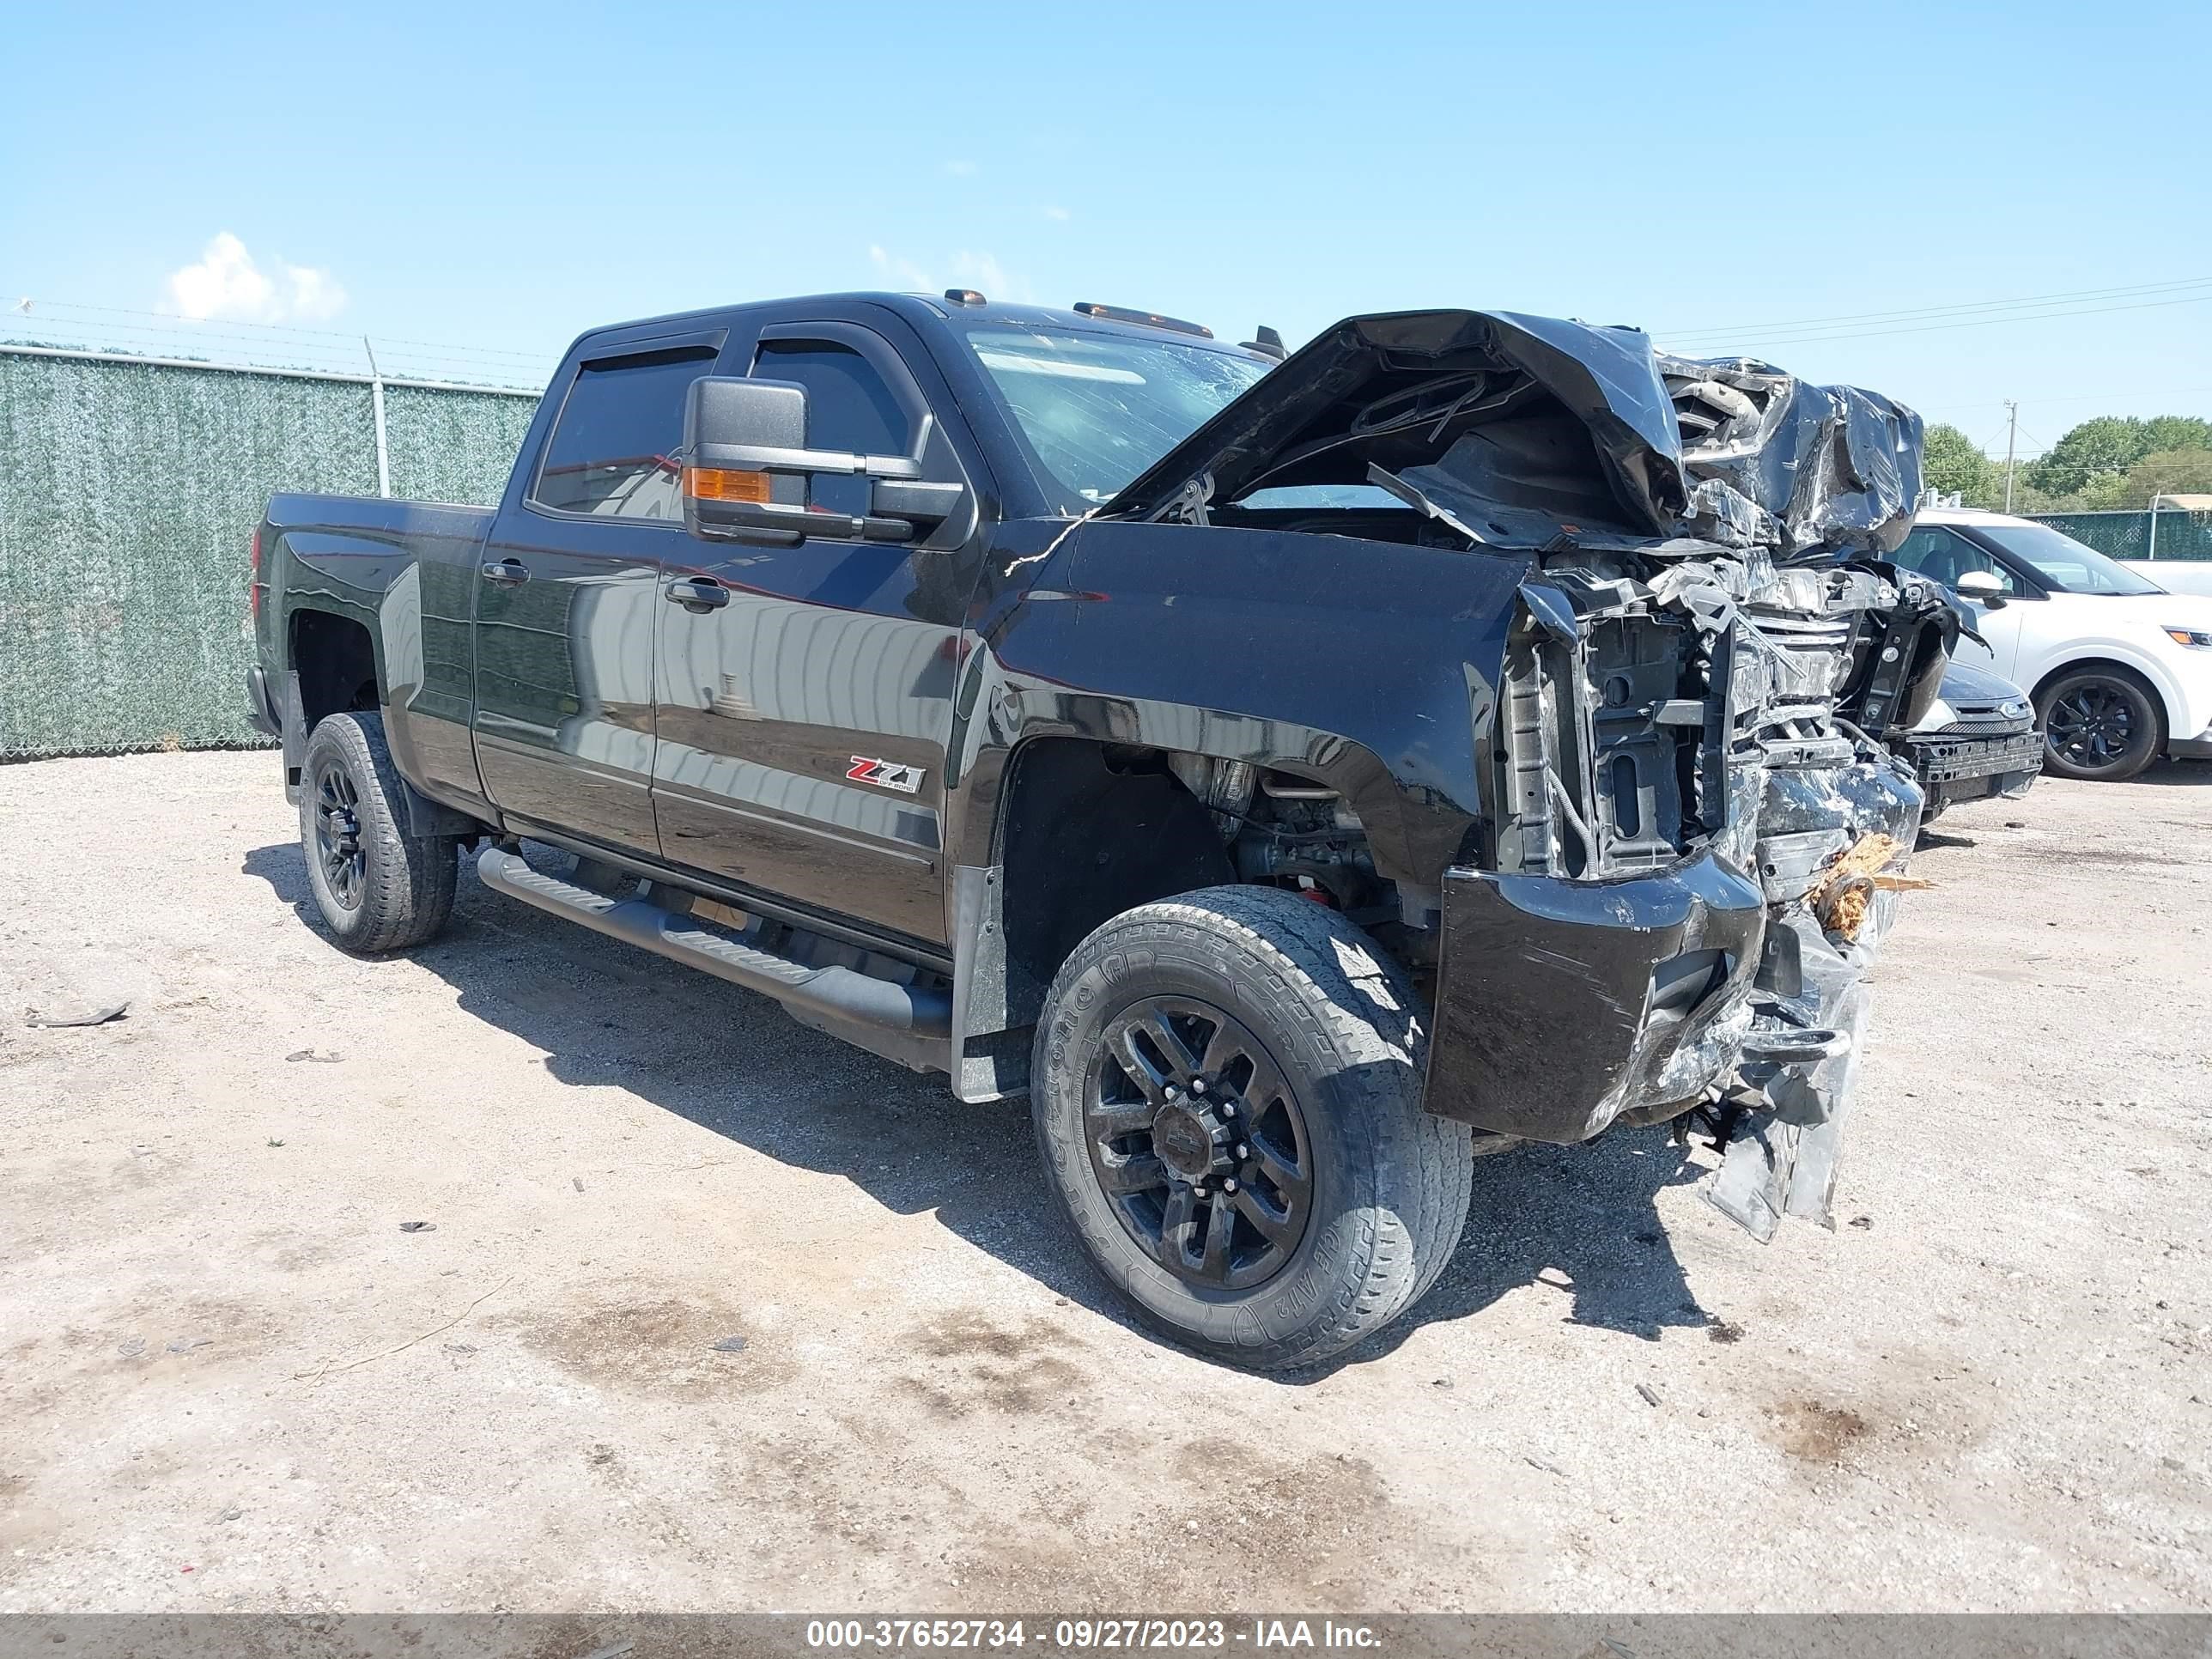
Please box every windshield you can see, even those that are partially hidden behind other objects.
[1975,522,2163,595]
[962,325,1271,509]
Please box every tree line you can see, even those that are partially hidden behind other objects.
[1922,415,2212,513]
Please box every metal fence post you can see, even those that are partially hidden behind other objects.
[363,336,392,498]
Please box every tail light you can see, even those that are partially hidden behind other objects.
[248,526,262,619]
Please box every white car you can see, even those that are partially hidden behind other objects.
[1895,508,2212,781]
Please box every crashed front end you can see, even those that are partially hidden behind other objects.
[1401,333,1960,1237]
[1429,542,1948,1237]
[1108,308,1965,1238]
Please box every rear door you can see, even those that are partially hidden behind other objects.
[472,333,724,853]
[650,315,979,948]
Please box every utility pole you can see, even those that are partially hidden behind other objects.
[2002,399,2018,513]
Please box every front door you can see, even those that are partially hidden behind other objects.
[650,321,977,948]
[473,342,721,854]
[1892,523,2027,678]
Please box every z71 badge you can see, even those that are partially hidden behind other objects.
[846,756,925,795]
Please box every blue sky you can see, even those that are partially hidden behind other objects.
[4,0,2208,454]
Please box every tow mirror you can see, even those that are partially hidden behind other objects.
[680,376,971,547]
[1954,568,2008,609]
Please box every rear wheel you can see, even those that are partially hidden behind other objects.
[1030,885,1474,1372]
[2038,666,2163,781]
[299,711,459,954]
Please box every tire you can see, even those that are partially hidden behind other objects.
[298,711,459,954]
[1030,884,1474,1372]
[2037,665,2164,781]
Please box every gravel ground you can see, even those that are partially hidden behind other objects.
[1,750,2208,1613]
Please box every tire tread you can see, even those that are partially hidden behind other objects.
[299,711,458,955]
[1032,884,1474,1371]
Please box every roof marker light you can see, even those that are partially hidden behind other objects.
[1072,302,1213,339]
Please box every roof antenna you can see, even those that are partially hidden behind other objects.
[1241,325,1285,361]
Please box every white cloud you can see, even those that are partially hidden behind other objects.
[280,262,348,322]
[868,244,936,291]
[1042,205,1072,222]
[162,233,348,324]
[867,244,1034,305]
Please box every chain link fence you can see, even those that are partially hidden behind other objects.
[2027,508,2212,563]
[0,347,538,760]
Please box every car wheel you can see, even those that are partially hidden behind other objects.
[299,711,459,954]
[2037,666,2164,781]
[1030,884,1474,1372]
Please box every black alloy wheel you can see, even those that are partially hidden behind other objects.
[1030,884,1475,1371]
[2038,667,2161,781]
[313,759,367,910]
[295,710,459,953]
[2047,682,2136,767]
[1086,996,1312,1291]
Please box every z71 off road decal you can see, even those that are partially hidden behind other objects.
[846,756,925,795]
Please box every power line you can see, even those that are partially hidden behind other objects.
[1917,383,2212,414]
[1652,274,2212,343]
[1662,291,2212,355]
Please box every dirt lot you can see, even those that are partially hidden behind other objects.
[2,750,2208,1613]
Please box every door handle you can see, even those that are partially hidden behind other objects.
[665,577,730,611]
[481,558,530,585]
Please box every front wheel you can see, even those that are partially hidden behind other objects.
[298,711,458,954]
[2038,666,2164,781]
[1030,886,1474,1371]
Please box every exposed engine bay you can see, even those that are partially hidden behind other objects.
[1104,310,1966,1239]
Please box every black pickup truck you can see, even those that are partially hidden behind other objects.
[248,293,1960,1370]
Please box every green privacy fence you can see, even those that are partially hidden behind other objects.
[0,347,539,759]
[2027,509,2212,563]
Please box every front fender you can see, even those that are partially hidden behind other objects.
[943,516,1530,883]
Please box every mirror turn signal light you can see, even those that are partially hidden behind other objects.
[684,466,771,503]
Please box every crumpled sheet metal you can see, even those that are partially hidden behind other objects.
[1114,306,1926,566]
[1380,317,1924,559]
[1575,544,1933,1234]
[1705,893,1899,1242]
[1702,744,1926,1239]
[1418,314,1929,561]
[1662,356,1926,560]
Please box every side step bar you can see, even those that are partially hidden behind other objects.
[475,845,951,1039]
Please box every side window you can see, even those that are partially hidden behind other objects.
[530,347,717,520]
[1893,526,2016,593]
[754,341,915,458]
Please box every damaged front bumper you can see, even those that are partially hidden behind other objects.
[1424,850,1765,1146]
[1423,726,1927,1237]
[1422,559,1936,1237]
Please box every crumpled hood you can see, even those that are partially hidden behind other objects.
[1105,308,1925,562]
